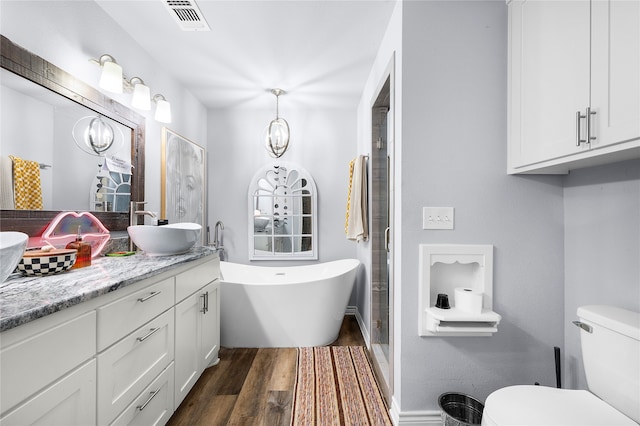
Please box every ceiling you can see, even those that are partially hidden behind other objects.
[95,0,396,110]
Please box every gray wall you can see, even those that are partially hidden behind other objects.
[398,1,566,411]
[563,159,640,390]
[207,107,358,271]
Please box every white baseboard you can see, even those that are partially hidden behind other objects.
[390,398,442,425]
[346,305,371,347]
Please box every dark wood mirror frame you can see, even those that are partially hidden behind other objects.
[0,35,145,235]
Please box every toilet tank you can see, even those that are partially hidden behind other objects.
[577,305,640,423]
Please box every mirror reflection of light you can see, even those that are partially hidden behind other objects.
[72,115,124,157]
[86,116,114,153]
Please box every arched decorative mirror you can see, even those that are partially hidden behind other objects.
[248,163,317,260]
[0,35,145,234]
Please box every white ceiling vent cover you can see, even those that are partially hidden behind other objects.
[163,0,211,31]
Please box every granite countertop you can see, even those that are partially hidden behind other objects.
[0,246,217,333]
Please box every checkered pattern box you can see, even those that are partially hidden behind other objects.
[18,249,77,276]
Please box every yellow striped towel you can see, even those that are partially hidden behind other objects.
[9,155,43,210]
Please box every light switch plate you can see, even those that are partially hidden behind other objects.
[423,207,454,230]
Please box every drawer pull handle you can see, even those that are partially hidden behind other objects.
[136,389,160,411]
[137,291,161,303]
[136,327,160,342]
[200,291,209,314]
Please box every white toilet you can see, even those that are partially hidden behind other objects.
[482,305,640,426]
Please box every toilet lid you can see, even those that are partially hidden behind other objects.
[482,386,637,426]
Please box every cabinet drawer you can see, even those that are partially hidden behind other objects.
[0,360,96,426]
[0,311,96,414]
[175,258,219,302]
[97,277,174,351]
[110,362,174,426]
[97,308,174,425]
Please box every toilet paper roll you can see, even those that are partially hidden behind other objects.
[454,287,483,314]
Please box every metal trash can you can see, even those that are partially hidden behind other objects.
[438,392,484,426]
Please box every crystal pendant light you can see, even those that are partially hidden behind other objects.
[264,89,290,158]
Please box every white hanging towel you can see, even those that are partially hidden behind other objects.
[346,155,368,242]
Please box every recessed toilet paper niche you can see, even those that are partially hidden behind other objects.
[418,244,501,337]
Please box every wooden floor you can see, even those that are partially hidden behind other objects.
[167,316,366,426]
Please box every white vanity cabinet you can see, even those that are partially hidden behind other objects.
[0,252,220,426]
[0,360,97,425]
[97,308,175,424]
[110,362,175,426]
[0,311,97,425]
[174,260,220,408]
[508,0,640,174]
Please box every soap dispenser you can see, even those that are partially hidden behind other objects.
[66,226,92,269]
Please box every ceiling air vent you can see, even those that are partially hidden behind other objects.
[163,0,211,31]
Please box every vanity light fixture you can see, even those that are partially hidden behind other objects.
[153,94,172,123]
[91,54,123,94]
[90,54,170,122]
[129,77,151,110]
[264,88,290,158]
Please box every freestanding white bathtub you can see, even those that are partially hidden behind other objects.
[220,259,360,348]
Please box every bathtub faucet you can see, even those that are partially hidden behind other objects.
[213,220,224,249]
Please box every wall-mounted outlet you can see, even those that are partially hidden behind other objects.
[423,207,454,230]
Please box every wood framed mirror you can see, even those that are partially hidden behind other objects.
[0,35,145,235]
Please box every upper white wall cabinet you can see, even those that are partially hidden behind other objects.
[508,0,640,174]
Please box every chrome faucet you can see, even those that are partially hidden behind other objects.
[135,210,157,219]
[213,220,224,249]
[129,201,157,250]
[129,201,156,226]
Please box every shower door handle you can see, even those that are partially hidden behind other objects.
[384,227,390,252]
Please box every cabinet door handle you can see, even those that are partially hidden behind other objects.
[200,292,208,314]
[137,291,161,303]
[586,107,597,144]
[136,327,160,342]
[576,110,587,146]
[136,389,160,411]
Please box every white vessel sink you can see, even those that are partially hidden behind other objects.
[0,232,29,283]
[128,223,201,256]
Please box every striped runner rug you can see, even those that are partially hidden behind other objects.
[291,346,392,425]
